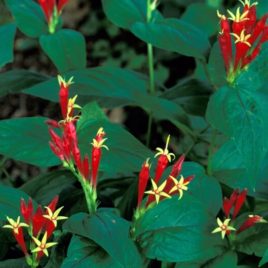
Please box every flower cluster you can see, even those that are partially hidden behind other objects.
[135,135,194,218]
[217,0,268,82]
[212,189,266,239]
[3,196,67,267]
[47,76,108,213]
[38,0,69,33]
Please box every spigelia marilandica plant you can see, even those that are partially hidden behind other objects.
[212,189,267,240]
[134,135,194,220]
[47,76,108,214]
[217,0,268,83]
[3,196,67,268]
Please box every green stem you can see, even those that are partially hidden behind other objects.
[146,0,156,147]
[67,164,97,215]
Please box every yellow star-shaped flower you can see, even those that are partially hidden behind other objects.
[231,29,252,47]
[145,179,171,204]
[212,218,236,239]
[169,175,190,199]
[31,232,57,257]
[43,206,68,227]
[227,7,249,22]
[154,135,175,162]
[3,216,28,234]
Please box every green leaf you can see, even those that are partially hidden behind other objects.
[39,29,87,73]
[206,86,268,191]
[0,23,16,68]
[203,251,237,268]
[0,258,28,268]
[101,0,147,29]
[0,116,59,167]
[0,184,36,221]
[131,18,210,59]
[259,248,268,267]
[181,3,218,37]
[0,70,47,97]
[208,42,227,88]
[63,209,142,268]
[5,0,47,37]
[161,78,211,116]
[134,195,223,263]
[77,102,152,175]
[235,224,268,257]
[62,235,122,268]
[20,170,76,205]
[24,67,191,136]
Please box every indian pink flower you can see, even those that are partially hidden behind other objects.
[91,128,109,188]
[217,0,268,82]
[3,217,29,255]
[38,0,70,33]
[145,179,171,204]
[237,215,267,234]
[212,218,236,239]
[137,158,151,207]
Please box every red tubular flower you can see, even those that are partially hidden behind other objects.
[58,76,74,119]
[217,11,233,72]
[21,198,33,225]
[163,154,186,194]
[91,128,108,188]
[137,158,150,207]
[222,189,247,219]
[233,188,247,219]
[237,215,267,234]
[154,135,175,184]
[32,206,46,237]
[3,217,29,255]
[217,1,268,81]
[57,0,69,13]
[38,0,70,33]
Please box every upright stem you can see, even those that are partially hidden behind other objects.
[146,0,156,147]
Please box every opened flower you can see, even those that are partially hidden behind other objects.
[169,175,190,199]
[43,206,68,227]
[212,218,236,239]
[32,232,57,257]
[145,179,171,204]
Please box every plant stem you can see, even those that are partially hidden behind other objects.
[146,0,156,147]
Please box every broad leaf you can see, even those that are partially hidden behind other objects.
[259,248,268,267]
[0,116,59,167]
[206,86,268,191]
[181,3,218,37]
[61,235,122,268]
[134,195,223,263]
[24,67,190,135]
[0,23,16,68]
[63,209,142,268]
[39,29,87,73]
[0,258,28,268]
[161,78,211,116]
[101,0,147,29]
[0,70,47,97]
[5,0,47,37]
[131,18,210,59]
[20,170,76,205]
[0,184,36,221]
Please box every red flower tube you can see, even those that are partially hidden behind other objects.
[137,158,150,207]
[91,128,108,188]
[237,215,267,234]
